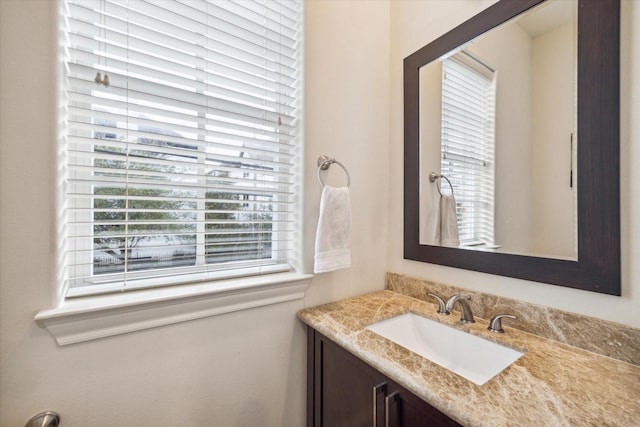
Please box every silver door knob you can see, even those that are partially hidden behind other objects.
[26,411,60,427]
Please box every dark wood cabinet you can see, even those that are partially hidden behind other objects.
[307,326,461,427]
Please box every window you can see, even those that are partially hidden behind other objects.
[62,0,303,297]
[440,51,496,246]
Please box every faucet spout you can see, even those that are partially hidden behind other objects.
[445,295,475,323]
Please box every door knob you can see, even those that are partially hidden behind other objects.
[25,411,60,427]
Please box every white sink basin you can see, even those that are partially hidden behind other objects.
[366,313,524,385]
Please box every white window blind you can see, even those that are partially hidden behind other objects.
[61,0,302,297]
[441,52,496,246]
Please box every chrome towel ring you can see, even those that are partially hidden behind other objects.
[317,155,351,187]
[429,172,454,196]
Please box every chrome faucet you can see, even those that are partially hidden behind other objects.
[445,295,475,323]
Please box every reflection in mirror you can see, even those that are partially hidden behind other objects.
[403,0,620,295]
[419,0,577,260]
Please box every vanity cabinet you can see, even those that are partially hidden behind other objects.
[307,326,461,427]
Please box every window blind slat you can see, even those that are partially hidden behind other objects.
[72,1,299,70]
[67,16,297,80]
[67,63,296,120]
[67,42,297,103]
[67,68,295,125]
[68,91,295,134]
[67,109,295,148]
[67,137,295,172]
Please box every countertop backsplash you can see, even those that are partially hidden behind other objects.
[386,272,640,366]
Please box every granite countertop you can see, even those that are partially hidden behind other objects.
[297,290,640,427]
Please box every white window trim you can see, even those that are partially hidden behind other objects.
[36,272,312,345]
[34,1,309,346]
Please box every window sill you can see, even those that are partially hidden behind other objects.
[35,272,312,346]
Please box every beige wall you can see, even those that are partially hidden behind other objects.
[0,1,389,425]
[472,19,534,255]
[530,22,576,258]
[389,0,640,328]
[302,0,390,306]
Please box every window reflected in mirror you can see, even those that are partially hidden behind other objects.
[419,0,577,260]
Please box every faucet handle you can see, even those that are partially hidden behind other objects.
[427,293,450,315]
[488,314,517,333]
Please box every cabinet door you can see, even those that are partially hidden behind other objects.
[307,327,461,427]
[386,385,461,427]
[311,329,386,427]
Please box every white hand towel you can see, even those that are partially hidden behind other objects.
[421,188,441,246]
[314,185,352,273]
[439,194,460,248]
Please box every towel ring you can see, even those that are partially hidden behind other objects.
[317,155,351,187]
[429,172,454,196]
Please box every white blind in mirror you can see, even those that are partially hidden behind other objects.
[441,52,496,246]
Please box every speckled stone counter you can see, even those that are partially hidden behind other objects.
[297,290,640,427]
[386,272,640,366]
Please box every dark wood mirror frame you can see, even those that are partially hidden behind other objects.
[404,0,620,295]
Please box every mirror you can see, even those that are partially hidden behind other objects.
[419,0,577,259]
[404,0,620,295]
